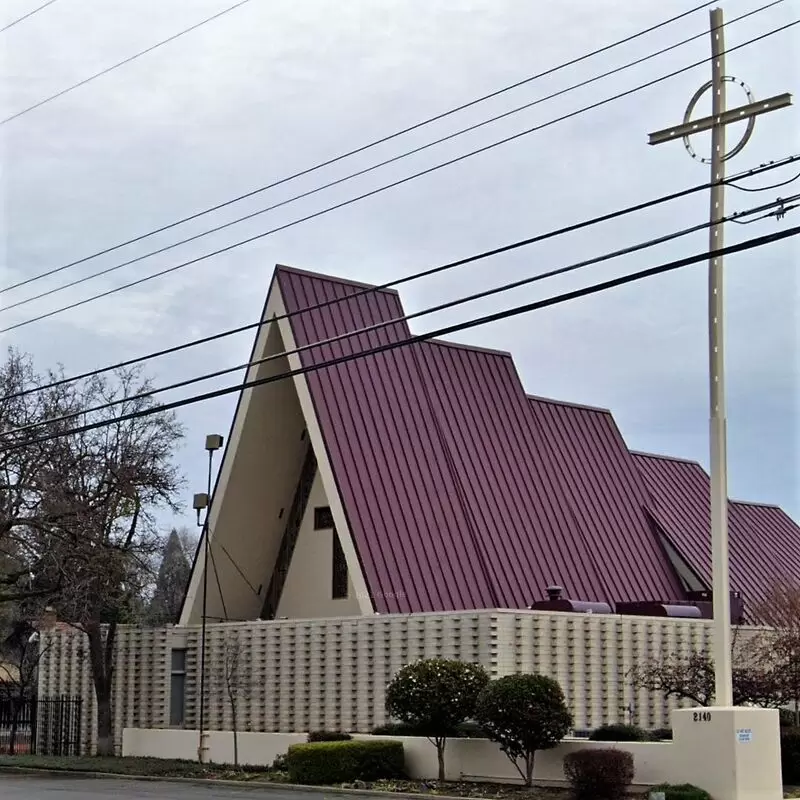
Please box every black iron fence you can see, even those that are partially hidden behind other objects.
[0,696,82,756]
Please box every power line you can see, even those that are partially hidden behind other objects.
[2,2,785,312]
[7,225,799,451]
[3,19,797,334]
[9,193,793,435]
[3,2,780,311]
[0,0,59,33]
[0,0,722,295]
[0,0,253,126]
[6,154,798,402]
[729,168,800,192]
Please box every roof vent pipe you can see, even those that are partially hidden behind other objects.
[546,585,563,601]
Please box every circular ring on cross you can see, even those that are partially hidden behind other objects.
[682,76,756,164]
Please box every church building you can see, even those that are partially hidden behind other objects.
[179,265,800,627]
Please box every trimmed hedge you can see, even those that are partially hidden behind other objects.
[563,748,634,800]
[782,728,800,785]
[307,730,352,742]
[286,739,405,785]
[650,784,711,800]
[589,723,649,742]
[650,727,673,741]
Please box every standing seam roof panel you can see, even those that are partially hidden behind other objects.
[528,400,684,603]
[281,275,407,609]
[418,342,612,607]
[633,453,800,621]
[277,268,496,613]
[415,344,537,606]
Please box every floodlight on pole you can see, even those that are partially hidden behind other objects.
[646,7,792,707]
[196,434,223,764]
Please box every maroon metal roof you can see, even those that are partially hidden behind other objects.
[271,265,798,616]
[524,397,684,604]
[275,266,687,612]
[632,452,800,620]
[276,267,496,613]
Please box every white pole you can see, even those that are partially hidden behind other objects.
[708,7,733,707]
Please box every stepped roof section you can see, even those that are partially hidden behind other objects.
[632,451,800,621]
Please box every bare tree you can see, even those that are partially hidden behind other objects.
[630,627,785,709]
[219,634,251,768]
[0,350,77,605]
[0,351,184,755]
[751,578,800,725]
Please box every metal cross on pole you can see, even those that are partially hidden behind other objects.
[647,7,792,707]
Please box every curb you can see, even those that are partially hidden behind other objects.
[0,766,476,800]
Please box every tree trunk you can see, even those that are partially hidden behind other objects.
[232,703,239,768]
[436,738,446,782]
[96,694,113,756]
[8,700,19,756]
[86,623,117,756]
[524,751,535,788]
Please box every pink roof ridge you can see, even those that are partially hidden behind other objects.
[526,393,612,415]
[274,264,401,296]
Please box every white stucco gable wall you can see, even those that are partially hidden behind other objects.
[276,470,361,619]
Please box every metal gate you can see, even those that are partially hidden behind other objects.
[0,696,82,756]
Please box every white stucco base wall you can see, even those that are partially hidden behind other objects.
[122,728,307,767]
[122,728,674,786]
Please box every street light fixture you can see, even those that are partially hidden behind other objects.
[196,434,223,764]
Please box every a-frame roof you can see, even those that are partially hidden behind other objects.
[277,266,685,612]
[181,264,800,622]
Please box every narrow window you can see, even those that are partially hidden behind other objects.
[314,506,334,530]
[170,649,187,726]
[332,532,348,599]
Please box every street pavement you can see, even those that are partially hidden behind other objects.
[0,775,355,799]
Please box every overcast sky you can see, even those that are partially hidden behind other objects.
[1,0,798,531]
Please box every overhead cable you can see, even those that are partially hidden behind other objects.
[3,1,778,310]
[7,224,799,450]
[8,193,794,434]
[0,0,59,33]
[0,0,725,295]
[0,0,254,126]
[2,18,797,333]
[5,154,799,402]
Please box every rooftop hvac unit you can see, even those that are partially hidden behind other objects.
[680,590,745,624]
[527,585,612,615]
[615,601,702,619]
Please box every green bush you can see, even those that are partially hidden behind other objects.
[650,727,673,741]
[589,723,649,742]
[386,658,490,781]
[307,730,352,742]
[650,783,711,800]
[475,673,572,787]
[286,740,404,785]
[781,728,800,785]
[563,748,635,800]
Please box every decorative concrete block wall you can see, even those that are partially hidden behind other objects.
[38,609,716,755]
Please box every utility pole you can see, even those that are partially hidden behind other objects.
[647,8,791,706]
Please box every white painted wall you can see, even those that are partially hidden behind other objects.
[123,728,307,767]
[276,471,361,619]
[122,728,675,787]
